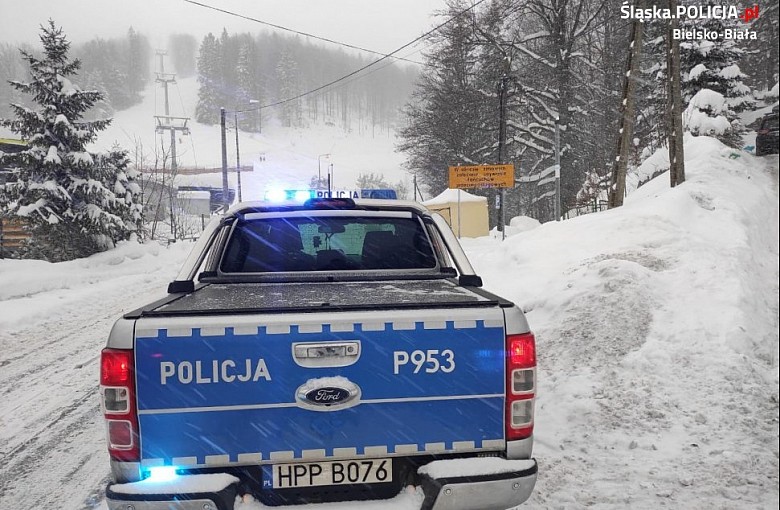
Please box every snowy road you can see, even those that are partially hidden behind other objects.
[0,139,778,510]
[0,243,192,509]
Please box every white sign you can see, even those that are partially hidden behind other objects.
[314,190,360,199]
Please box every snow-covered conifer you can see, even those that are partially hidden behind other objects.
[195,33,221,124]
[0,20,142,261]
[678,1,754,146]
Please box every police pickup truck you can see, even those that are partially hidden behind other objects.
[100,197,537,510]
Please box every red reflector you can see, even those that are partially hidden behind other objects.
[101,349,132,385]
[508,333,536,368]
[108,420,133,448]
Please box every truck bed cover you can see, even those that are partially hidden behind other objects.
[135,279,501,317]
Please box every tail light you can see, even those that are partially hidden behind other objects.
[101,348,139,461]
[758,128,769,135]
[506,332,536,441]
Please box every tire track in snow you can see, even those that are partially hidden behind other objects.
[0,245,187,510]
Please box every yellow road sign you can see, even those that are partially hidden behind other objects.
[448,164,515,189]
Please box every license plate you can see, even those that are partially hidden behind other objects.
[271,458,392,488]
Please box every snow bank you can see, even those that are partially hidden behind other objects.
[0,240,193,332]
[509,215,541,232]
[465,136,779,508]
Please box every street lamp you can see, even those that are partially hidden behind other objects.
[317,154,330,188]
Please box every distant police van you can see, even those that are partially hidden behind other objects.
[100,197,537,510]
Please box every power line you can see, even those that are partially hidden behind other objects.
[183,0,429,66]
[232,0,490,113]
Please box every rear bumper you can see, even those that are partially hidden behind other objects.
[106,455,536,510]
[106,497,228,510]
[420,458,537,510]
[105,474,238,510]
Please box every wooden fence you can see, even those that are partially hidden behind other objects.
[0,218,28,257]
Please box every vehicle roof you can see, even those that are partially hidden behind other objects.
[225,198,431,217]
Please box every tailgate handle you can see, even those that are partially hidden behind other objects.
[292,341,361,368]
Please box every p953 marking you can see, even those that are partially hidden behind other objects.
[393,349,455,374]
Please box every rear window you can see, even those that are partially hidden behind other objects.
[761,115,778,130]
[221,215,437,273]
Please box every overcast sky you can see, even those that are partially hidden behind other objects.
[0,0,448,55]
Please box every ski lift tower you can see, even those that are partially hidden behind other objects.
[154,50,190,175]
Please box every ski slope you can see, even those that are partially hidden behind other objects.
[94,76,410,200]
[0,137,777,510]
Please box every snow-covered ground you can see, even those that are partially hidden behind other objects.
[1,134,777,510]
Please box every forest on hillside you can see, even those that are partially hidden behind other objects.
[192,29,418,136]
[0,27,418,137]
[0,28,151,121]
[397,0,779,224]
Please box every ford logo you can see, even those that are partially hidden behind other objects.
[295,377,361,412]
[305,387,350,405]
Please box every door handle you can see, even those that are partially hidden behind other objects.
[292,341,361,367]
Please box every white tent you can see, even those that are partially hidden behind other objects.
[422,188,489,238]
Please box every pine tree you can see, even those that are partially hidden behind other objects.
[195,33,221,124]
[125,27,150,103]
[168,33,198,78]
[81,69,114,121]
[95,145,144,241]
[276,50,302,127]
[678,0,753,146]
[236,40,261,132]
[397,2,486,194]
[0,20,142,261]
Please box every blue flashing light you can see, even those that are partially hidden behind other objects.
[146,466,179,483]
[264,189,316,203]
[294,190,314,202]
[265,188,288,203]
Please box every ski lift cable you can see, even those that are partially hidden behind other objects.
[229,0,490,114]
[183,0,430,67]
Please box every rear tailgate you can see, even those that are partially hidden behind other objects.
[133,305,506,470]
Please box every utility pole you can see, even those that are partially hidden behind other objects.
[413,174,423,201]
[234,113,242,202]
[497,75,509,240]
[554,118,561,220]
[220,107,229,211]
[667,0,685,187]
[608,6,643,208]
[317,153,330,188]
[154,50,189,236]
